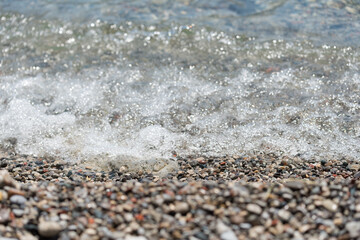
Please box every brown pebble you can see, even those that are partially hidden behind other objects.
[230,215,244,224]
[6,187,26,197]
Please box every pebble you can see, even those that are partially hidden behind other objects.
[84,228,97,235]
[278,209,291,222]
[217,220,237,240]
[175,202,190,214]
[203,204,216,212]
[284,180,304,190]
[322,199,338,212]
[9,195,26,205]
[0,190,8,201]
[345,221,360,238]
[6,188,25,197]
[230,215,243,224]
[249,226,265,238]
[12,209,24,217]
[0,209,10,224]
[246,204,262,215]
[240,223,252,229]
[38,221,63,237]
[220,231,237,240]
[125,236,148,240]
[0,170,19,189]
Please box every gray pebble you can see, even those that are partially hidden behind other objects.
[240,223,252,229]
[0,209,10,224]
[346,221,360,238]
[98,227,115,238]
[217,220,237,240]
[12,209,24,217]
[220,231,237,240]
[124,236,148,240]
[9,195,26,205]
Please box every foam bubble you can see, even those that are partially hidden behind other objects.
[1,66,359,171]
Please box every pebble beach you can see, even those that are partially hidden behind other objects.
[1,151,360,240]
[1,0,360,239]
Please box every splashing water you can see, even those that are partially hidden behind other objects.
[0,1,359,171]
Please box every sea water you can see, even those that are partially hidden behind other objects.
[0,0,359,171]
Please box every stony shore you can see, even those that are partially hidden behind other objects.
[0,151,360,240]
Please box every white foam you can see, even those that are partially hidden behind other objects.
[0,67,359,172]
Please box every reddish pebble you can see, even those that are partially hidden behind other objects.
[9,211,15,220]
[135,214,144,221]
[272,219,278,226]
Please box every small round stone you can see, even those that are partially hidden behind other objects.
[38,221,63,237]
[175,202,190,214]
[9,195,26,205]
[246,204,262,215]
[12,209,24,217]
[322,200,338,213]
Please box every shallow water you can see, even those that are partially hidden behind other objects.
[0,0,359,170]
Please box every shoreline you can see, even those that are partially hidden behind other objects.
[0,151,360,239]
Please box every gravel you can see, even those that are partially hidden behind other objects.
[0,150,360,239]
